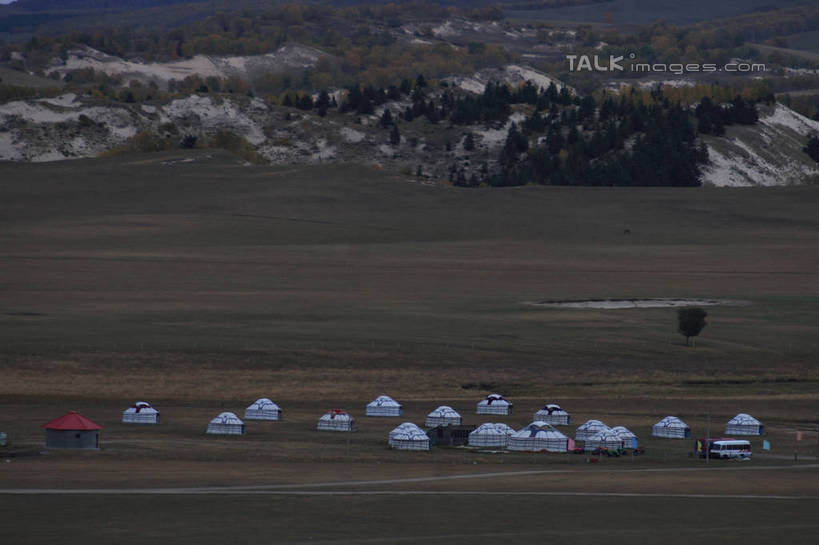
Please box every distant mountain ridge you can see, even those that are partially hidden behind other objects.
[507,0,816,26]
[0,0,225,36]
[8,0,210,9]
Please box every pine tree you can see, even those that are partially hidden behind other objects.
[341,85,361,113]
[400,78,412,95]
[380,108,393,128]
[316,90,331,110]
[804,135,819,163]
[578,95,596,122]
[546,82,558,103]
[298,94,313,110]
[547,124,564,155]
[456,168,466,186]
[463,132,475,151]
[387,85,401,101]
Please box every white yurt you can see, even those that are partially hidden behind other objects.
[317,409,355,432]
[507,421,568,452]
[584,429,624,450]
[610,426,638,448]
[476,394,513,416]
[534,403,570,426]
[725,413,764,435]
[206,412,245,435]
[389,422,423,446]
[366,395,403,417]
[389,423,430,451]
[244,398,282,421]
[575,419,610,441]
[122,401,160,424]
[652,416,691,439]
[468,423,516,447]
[425,406,462,427]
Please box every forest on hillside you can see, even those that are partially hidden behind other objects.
[3,3,819,93]
[93,73,769,188]
[443,82,764,187]
[0,0,814,185]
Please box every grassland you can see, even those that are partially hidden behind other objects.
[786,29,819,53]
[751,42,819,63]
[0,150,818,543]
[0,66,62,88]
[6,494,819,545]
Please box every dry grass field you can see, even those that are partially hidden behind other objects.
[1,150,818,543]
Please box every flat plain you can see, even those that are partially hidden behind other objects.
[1,150,818,544]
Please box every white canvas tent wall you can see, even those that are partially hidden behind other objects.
[507,421,568,452]
[366,395,403,417]
[534,403,570,426]
[610,426,638,448]
[122,401,160,424]
[725,413,763,435]
[585,429,624,450]
[476,394,513,416]
[575,419,610,441]
[468,423,516,447]
[244,398,282,421]
[425,406,462,427]
[206,412,245,435]
[317,409,355,432]
[389,423,429,450]
[652,416,690,439]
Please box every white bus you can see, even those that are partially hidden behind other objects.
[696,438,752,459]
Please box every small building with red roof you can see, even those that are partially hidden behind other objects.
[42,411,103,449]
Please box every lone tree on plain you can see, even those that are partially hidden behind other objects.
[678,307,707,346]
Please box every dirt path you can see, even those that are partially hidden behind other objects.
[1,489,816,500]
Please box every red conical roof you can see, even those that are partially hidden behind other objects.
[42,411,103,431]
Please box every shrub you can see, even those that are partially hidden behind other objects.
[206,130,267,164]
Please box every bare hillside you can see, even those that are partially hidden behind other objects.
[702,104,819,187]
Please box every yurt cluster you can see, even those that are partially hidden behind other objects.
[40,394,767,454]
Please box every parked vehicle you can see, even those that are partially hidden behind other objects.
[696,438,752,459]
